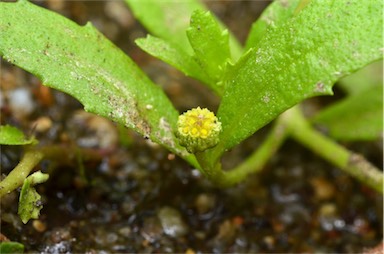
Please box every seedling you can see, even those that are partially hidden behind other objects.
[0,0,382,229]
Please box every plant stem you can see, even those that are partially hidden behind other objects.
[0,150,44,197]
[284,106,383,193]
[199,106,383,193]
[196,114,289,187]
[221,118,289,186]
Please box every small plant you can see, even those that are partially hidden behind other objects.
[0,0,382,231]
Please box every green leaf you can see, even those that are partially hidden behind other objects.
[313,85,383,141]
[245,0,303,50]
[125,0,242,60]
[18,179,42,224]
[211,0,383,158]
[18,171,49,224]
[187,10,231,85]
[337,61,383,95]
[125,0,204,55]
[135,35,216,92]
[0,125,37,145]
[0,242,24,254]
[0,0,197,166]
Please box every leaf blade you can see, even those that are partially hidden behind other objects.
[313,85,383,141]
[135,35,216,92]
[187,10,231,84]
[125,0,242,60]
[18,178,43,224]
[0,1,197,165]
[337,61,383,95]
[0,125,37,145]
[245,0,302,50]
[213,0,383,156]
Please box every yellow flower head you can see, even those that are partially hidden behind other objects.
[176,107,222,153]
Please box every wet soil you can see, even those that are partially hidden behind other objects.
[1,1,383,253]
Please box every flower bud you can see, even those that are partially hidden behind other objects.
[176,107,222,153]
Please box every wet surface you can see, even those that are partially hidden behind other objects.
[1,1,383,253]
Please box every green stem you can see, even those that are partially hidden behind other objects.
[0,150,44,197]
[198,106,383,193]
[195,151,226,186]
[285,106,383,193]
[196,113,289,187]
[221,117,289,186]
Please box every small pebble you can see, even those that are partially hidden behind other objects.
[46,0,65,11]
[68,111,118,149]
[43,241,72,254]
[215,220,236,243]
[8,87,35,119]
[158,206,188,238]
[263,235,275,249]
[167,153,175,160]
[194,193,215,215]
[50,228,72,243]
[185,248,196,254]
[104,1,134,28]
[33,116,53,133]
[310,177,335,200]
[106,233,118,244]
[118,226,132,237]
[319,203,337,217]
[33,219,47,233]
[141,216,163,242]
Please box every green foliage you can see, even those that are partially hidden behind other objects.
[314,61,383,141]
[125,0,242,61]
[135,35,213,91]
[125,0,204,55]
[18,171,49,224]
[0,242,24,254]
[136,10,233,96]
[338,61,383,95]
[0,0,197,167]
[211,0,382,157]
[18,179,42,224]
[313,85,383,141]
[187,10,231,86]
[245,0,303,50]
[0,0,382,192]
[0,125,37,145]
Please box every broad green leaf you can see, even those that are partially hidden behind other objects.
[186,10,231,91]
[313,85,383,141]
[135,35,216,93]
[125,0,242,60]
[211,0,382,157]
[245,0,303,50]
[0,242,24,254]
[338,61,383,95]
[0,125,37,145]
[0,0,197,166]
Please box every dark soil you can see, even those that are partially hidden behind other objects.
[1,1,383,253]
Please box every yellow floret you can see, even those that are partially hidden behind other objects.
[176,107,222,153]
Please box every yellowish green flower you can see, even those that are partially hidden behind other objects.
[176,107,222,153]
